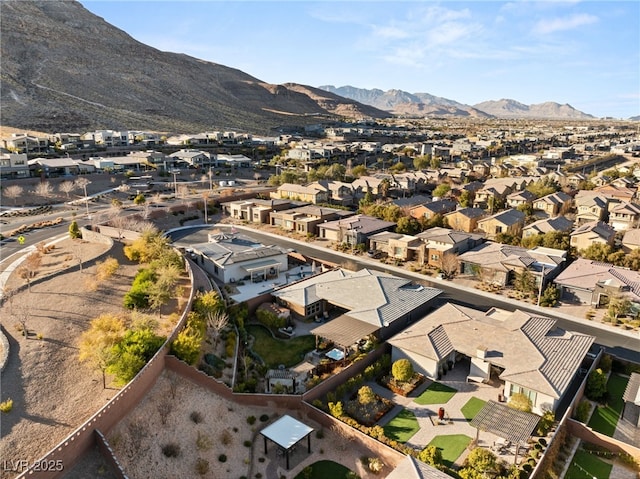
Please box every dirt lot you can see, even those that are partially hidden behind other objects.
[0,239,141,479]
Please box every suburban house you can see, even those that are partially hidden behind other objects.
[317,215,396,246]
[522,216,574,239]
[473,184,513,209]
[622,229,640,253]
[415,227,484,269]
[458,242,567,287]
[477,209,525,240]
[28,157,81,177]
[221,198,303,224]
[570,221,616,251]
[444,207,488,233]
[169,149,212,168]
[351,176,385,197]
[594,184,636,203]
[388,303,595,415]
[575,193,609,224]
[0,152,29,179]
[306,180,359,206]
[187,231,289,284]
[506,190,537,209]
[409,199,457,220]
[554,258,640,308]
[533,192,572,217]
[270,183,329,204]
[270,205,354,236]
[609,202,640,231]
[391,194,432,209]
[368,232,424,262]
[272,268,442,341]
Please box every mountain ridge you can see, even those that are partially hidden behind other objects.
[0,1,390,134]
[319,85,595,120]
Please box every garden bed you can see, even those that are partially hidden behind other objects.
[380,372,425,397]
[345,388,394,427]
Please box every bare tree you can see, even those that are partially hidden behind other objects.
[74,177,91,216]
[206,310,229,349]
[4,185,24,205]
[59,180,76,198]
[14,303,31,338]
[18,252,42,292]
[440,253,460,279]
[157,397,173,425]
[34,182,53,203]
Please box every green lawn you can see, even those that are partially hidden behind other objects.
[461,397,486,422]
[383,408,420,443]
[414,382,457,405]
[587,374,629,436]
[566,449,612,479]
[247,324,315,368]
[294,460,353,479]
[427,434,472,468]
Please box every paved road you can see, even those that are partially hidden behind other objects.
[168,224,640,364]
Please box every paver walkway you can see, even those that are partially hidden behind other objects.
[371,360,525,467]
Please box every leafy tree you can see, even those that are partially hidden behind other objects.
[351,164,367,178]
[430,156,441,169]
[78,314,125,388]
[413,155,430,170]
[107,327,165,385]
[623,248,640,270]
[459,190,472,208]
[526,178,559,197]
[389,162,406,173]
[418,445,443,467]
[585,368,607,401]
[607,296,631,321]
[419,214,446,230]
[508,392,532,412]
[69,220,81,239]
[516,203,533,217]
[395,216,421,235]
[123,268,156,309]
[432,184,451,198]
[357,385,377,405]
[494,232,520,246]
[580,243,613,262]
[539,285,560,307]
[256,308,287,329]
[514,270,536,296]
[459,448,500,479]
[171,325,203,365]
[379,178,390,198]
[391,359,414,382]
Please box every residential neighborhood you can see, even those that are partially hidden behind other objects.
[2,118,640,479]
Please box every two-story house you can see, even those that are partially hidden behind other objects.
[317,215,396,246]
[609,202,640,231]
[415,227,485,269]
[444,207,487,233]
[522,216,574,239]
[533,191,573,217]
[477,209,526,240]
[409,199,457,221]
[570,220,616,251]
[270,183,329,204]
[575,192,609,224]
[506,190,538,209]
[270,205,354,236]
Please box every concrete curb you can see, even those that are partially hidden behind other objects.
[0,324,9,372]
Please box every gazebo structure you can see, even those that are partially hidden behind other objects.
[470,400,540,464]
[260,415,314,469]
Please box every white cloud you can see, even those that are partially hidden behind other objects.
[533,13,598,34]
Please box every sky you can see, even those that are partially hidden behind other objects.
[79,1,639,119]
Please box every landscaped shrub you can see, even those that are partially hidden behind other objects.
[586,368,607,401]
[107,327,165,385]
[162,443,181,458]
[418,445,443,467]
[0,399,13,413]
[190,411,203,423]
[574,400,591,422]
[328,401,344,418]
[508,392,533,412]
[247,415,257,425]
[256,308,286,329]
[196,431,212,451]
[536,410,555,436]
[259,414,270,422]
[68,220,81,238]
[218,454,227,462]
[123,268,156,309]
[195,458,209,475]
[243,440,252,447]
[392,359,414,382]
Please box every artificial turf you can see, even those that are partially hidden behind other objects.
[383,408,420,443]
[414,382,457,405]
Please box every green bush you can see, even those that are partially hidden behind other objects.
[260,414,269,422]
[218,454,227,462]
[162,443,181,458]
[107,328,165,385]
[123,268,156,309]
[574,400,592,423]
[586,368,607,401]
[190,411,203,424]
[247,415,256,425]
[0,398,13,413]
[256,309,286,329]
[391,358,414,382]
[68,220,81,239]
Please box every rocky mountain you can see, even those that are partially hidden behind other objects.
[319,85,491,118]
[320,85,595,120]
[472,99,595,120]
[0,1,390,134]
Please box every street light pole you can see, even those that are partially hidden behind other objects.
[83,184,89,218]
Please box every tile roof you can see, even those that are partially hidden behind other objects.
[386,456,452,479]
[554,258,640,300]
[478,209,525,227]
[190,234,287,265]
[388,304,594,399]
[318,215,396,235]
[523,216,574,235]
[570,221,615,240]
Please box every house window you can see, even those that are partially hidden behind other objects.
[393,247,403,256]
[495,226,503,234]
[431,254,440,261]
[305,302,321,317]
[509,384,537,404]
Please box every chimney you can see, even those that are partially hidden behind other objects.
[476,346,487,360]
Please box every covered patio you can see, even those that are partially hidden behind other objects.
[310,314,378,361]
[260,415,314,470]
[243,259,282,283]
[470,400,540,464]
